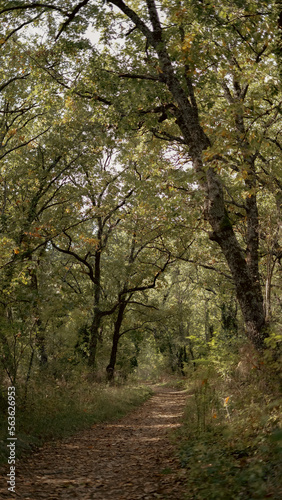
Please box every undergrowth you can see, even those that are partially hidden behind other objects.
[178,351,282,499]
[0,375,152,465]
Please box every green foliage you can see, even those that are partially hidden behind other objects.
[192,378,221,433]
[178,357,282,499]
[135,335,168,381]
[208,331,243,379]
[0,4,281,479]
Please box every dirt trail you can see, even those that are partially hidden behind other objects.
[1,386,188,500]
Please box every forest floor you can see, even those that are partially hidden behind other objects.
[0,385,189,499]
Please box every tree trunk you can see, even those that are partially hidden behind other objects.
[208,214,266,349]
[147,1,267,349]
[28,252,48,365]
[35,320,48,366]
[106,301,127,381]
[187,337,196,371]
[88,309,102,368]
[88,241,102,368]
[204,298,214,343]
[0,332,17,385]
[265,257,276,322]
[264,192,281,321]
[106,0,268,349]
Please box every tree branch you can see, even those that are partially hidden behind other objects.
[1,12,43,44]
[0,74,30,93]
[52,239,98,285]
[108,0,154,44]
[55,0,91,39]
[118,72,160,81]
[0,3,67,15]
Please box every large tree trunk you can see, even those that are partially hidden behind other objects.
[169,80,267,349]
[203,163,267,349]
[156,25,268,348]
[108,0,268,349]
[209,222,266,348]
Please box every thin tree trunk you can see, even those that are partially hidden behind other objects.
[35,320,48,366]
[88,309,102,367]
[88,240,102,368]
[23,347,34,408]
[106,301,127,381]
[28,252,48,365]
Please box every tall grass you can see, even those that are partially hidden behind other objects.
[0,375,152,465]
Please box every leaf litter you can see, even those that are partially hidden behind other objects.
[0,386,188,499]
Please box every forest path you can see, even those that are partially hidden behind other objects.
[3,386,188,499]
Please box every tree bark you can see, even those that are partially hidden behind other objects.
[106,300,127,381]
[88,310,101,368]
[201,163,266,347]
[88,247,102,367]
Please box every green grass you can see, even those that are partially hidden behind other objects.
[177,365,282,500]
[0,377,152,465]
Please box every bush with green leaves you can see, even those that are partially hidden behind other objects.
[177,352,282,499]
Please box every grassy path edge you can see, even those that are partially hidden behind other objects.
[0,383,153,465]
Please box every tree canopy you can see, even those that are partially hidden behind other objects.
[0,0,281,382]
